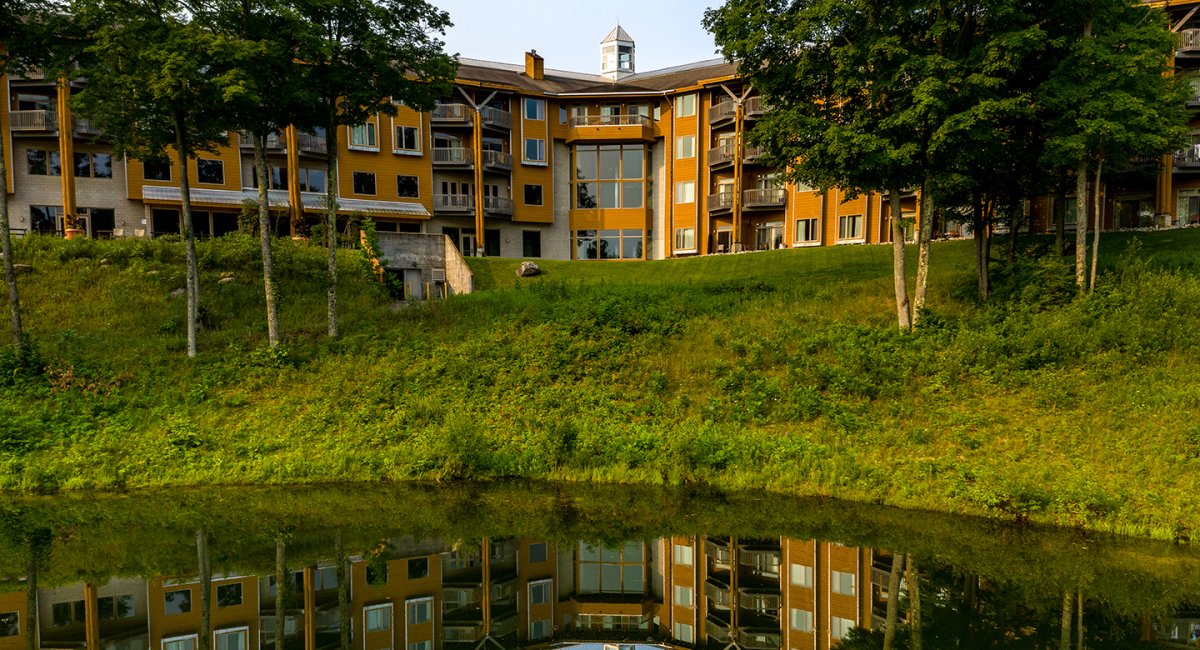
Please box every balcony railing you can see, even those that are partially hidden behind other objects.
[239,131,284,149]
[484,196,514,216]
[1181,29,1200,54]
[569,114,652,127]
[705,618,732,644]
[743,146,765,163]
[298,132,327,154]
[479,107,511,129]
[434,193,473,212]
[481,150,512,170]
[433,147,473,166]
[745,96,770,117]
[744,188,787,208]
[73,118,100,136]
[704,579,731,610]
[708,191,735,213]
[710,100,735,124]
[708,144,735,166]
[10,109,56,131]
[737,629,781,650]
[1176,147,1200,167]
[432,103,470,123]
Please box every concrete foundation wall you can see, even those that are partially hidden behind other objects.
[374,231,473,297]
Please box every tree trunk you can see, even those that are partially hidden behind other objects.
[1075,160,1088,291]
[25,537,38,650]
[882,552,904,650]
[254,133,280,347]
[336,530,350,650]
[973,192,988,299]
[984,199,993,296]
[0,123,24,352]
[1076,587,1084,650]
[908,555,922,650]
[197,530,212,650]
[1090,163,1102,293]
[175,112,199,357]
[888,189,912,332]
[1061,589,1075,650]
[275,537,286,650]
[1055,188,1067,255]
[1007,202,1021,265]
[325,118,339,337]
[913,175,935,325]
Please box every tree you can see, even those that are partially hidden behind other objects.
[73,0,252,357]
[292,0,456,337]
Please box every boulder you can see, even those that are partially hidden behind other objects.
[219,276,236,284]
[12,264,32,275]
[170,287,186,298]
[516,261,541,278]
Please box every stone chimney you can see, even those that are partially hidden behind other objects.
[525,50,544,80]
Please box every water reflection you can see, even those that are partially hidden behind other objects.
[0,484,1198,649]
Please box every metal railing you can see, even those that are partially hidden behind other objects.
[73,118,100,135]
[432,147,473,165]
[743,146,765,162]
[1175,147,1200,167]
[434,194,473,211]
[744,188,787,207]
[479,107,511,129]
[708,191,735,212]
[10,109,56,131]
[481,150,512,170]
[239,131,283,149]
[745,95,770,116]
[709,100,735,123]
[298,132,327,154]
[1181,29,1200,54]
[708,143,735,166]
[569,114,652,127]
[483,196,514,215]
[432,103,470,123]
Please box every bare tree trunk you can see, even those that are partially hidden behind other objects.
[908,555,922,650]
[175,113,199,357]
[0,127,23,352]
[973,192,988,299]
[913,175,935,325]
[197,530,212,650]
[984,200,993,296]
[325,118,339,338]
[253,133,280,347]
[336,531,350,650]
[1075,160,1088,291]
[1061,589,1075,650]
[1076,587,1084,650]
[1090,163,1102,293]
[889,189,912,332]
[275,537,286,650]
[882,552,904,650]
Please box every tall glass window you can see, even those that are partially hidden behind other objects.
[573,144,643,209]
[578,541,645,593]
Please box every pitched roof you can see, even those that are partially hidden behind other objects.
[602,25,634,43]
[451,55,738,95]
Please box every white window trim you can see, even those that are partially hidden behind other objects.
[672,543,693,566]
[348,120,380,152]
[405,596,433,626]
[675,135,695,160]
[674,227,697,254]
[162,634,198,650]
[524,98,546,121]
[674,181,695,205]
[213,626,249,650]
[676,94,696,118]
[391,116,423,156]
[836,214,865,243]
[794,219,821,248]
[528,578,553,607]
[363,603,393,633]
[523,138,547,166]
[831,570,856,596]
[673,585,693,608]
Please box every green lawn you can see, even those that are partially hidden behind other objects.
[3,229,1200,541]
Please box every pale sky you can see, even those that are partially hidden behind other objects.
[428,0,724,76]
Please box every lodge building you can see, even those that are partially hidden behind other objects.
[4,6,1200,262]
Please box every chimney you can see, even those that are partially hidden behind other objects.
[525,49,544,80]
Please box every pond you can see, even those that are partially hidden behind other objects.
[0,482,1197,649]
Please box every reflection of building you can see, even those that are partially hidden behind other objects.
[0,536,885,650]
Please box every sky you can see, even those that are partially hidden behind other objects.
[428,0,724,76]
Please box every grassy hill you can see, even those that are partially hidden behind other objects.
[3,229,1200,540]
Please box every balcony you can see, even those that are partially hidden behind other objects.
[433,147,474,167]
[239,131,284,150]
[705,577,731,610]
[743,146,766,164]
[73,118,101,136]
[1181,29,1200,55]
[484,196,514,217]
[1175,147,1200,168]
[710,100,735,125]
[432,103,471,124]
[10,109,57,132]
[298,131,327,155]
[744,188,787,209]
[705,617,732,644]
[745,96,770,118]
[480,107,511,130]
[708,143,736,168]
[565,114,655,144]
[737,629,781,650]
[708,191,735,214]
[434,193,473,213]
[481,150,512,171]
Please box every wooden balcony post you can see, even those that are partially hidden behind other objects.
[56,77,79,237]
[83,582,99,650]
[303,566,316,650]
[286,126,304,235]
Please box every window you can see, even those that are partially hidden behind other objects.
[408,558,428,580]
[577,541,644,592]
[397,175,419,198]
[406,598,432,625]
[528,542,548,563]
[0,612,16,637]
[831,616,855,641]
[30,205,63,234]
[530,619,551,640]
[52,601,84,627]
[73,152,112,179]
[353,172,376,195]
[795,218,819,244]
[789,608,813,633]
[672,622,693,644]
[365,604,391,632]
[790,563,813,588]
[523,184,543,206]
[216,583,242,607]
[144,159,171,181]
[673,585,692,607]
[365,562,387,586]
[525,98,545,120]
[214,628,246,650]
[832,570,856,596]
[838,214,863,240]
[673,544,693,566]
[575,229,641,260]
[98,595,135,619]
[26,149,60,176]
[197,159,224,185]
[163,636,195,650]
[674,181,695,204]
[164,589,192,615]
[524,138,546,163]
[559,105,567,124]
[301,168,326,193]
[675,135,695,159]
[573,144,643,209]
[676,94,696,117]
[523,231,542,258]
[350,122,377,148]
[674,228,696,252]
[408,642,431,650]
[529,579,551,605]
[394,125,420,152]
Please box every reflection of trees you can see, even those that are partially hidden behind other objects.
[576,184,596,209]
[197,530,212,650]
